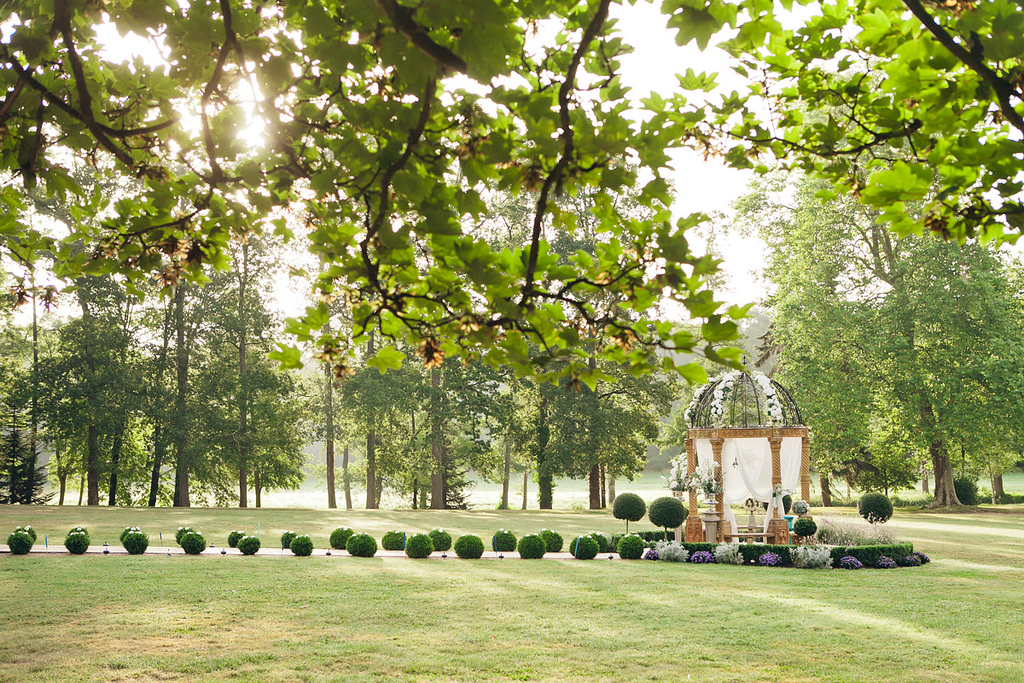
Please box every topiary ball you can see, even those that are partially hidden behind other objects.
[7,529,34,555]
[69,526,90,544]
[588,532,609,554]
[428,528,452,551]
[381,530,406,551]
[517,534,546,559]
[454,534,485,559]
[227,530,244,548]
[539,529,563,553]
[180,531,207,555]
[793,518,817,538]
[648,496,687,534]
[346,533,378,557]
[175,527,194,545]
[120,526,138,543]
[569,535,599,560]
[19,525,37,543]
[492,529,517,552]
[612,492,647,531]
[858,492,894,524]
[280,530,298,550]
[616,534,646,560]
[237,535,261,555]
[405,533,434,558]
[65,529,89,555]
[122,530,149,555]
[329,527,354,550]
[290,534,314,556]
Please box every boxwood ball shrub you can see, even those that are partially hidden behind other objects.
[228,530,245,548]
[20,525,37,542]
[122,529,149,555]
[569,535,599,560]
[793,518,818,538]
[648,497,687,539]
[953,476,979,506]
[175,527,194,545]
[120,526,138,543]
[539,529,563,553]
[492,529,517,552]
[612,492,647,533]
[237,535,261,555]
[517,534,547,559]
[405,533,434,558]
[329,527,354,550]
[346,533,378,557]
[454,534,485,559]
[617,534,646,560]
[7,529,34,555]
[428,528,452,551]
[382,530,407,551]
[858,492,894,524]
[588,532,610,554]
[290,534,314,556]
[65,528,90,555]
[280,530,298,550]
[180,531,207,555]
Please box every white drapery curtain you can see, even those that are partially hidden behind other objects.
[694,437,802,534]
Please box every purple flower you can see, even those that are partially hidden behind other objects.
[839,556,863,570]
[757,552,782,567]
[875,555,897,569]
[690,551,716,564]
[913,551,930,564]
[901,554,922,567]
[642,548,659,561]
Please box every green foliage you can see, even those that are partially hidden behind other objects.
[382,530,407,551]
[122,530,149,555]
[280,531,298,550]
[791,500,809,515]
[858,493,894,524]
[762,495,792,515]
[404,533,434,559]
[453,534,485,560]
[738,544,793,566]
[516,534,547,560]
[713,542,744,566]
[175,527,194,546]
[7,529,33,555]
[828,543,915,568]
[491,529,517,553]
[793,518,818,538]
[648,497,686,536]
[953,477,979,506]
[612,493,647,533]
[289,535,314,557]
[539,529,563,553]
[180,531,207,555]
[792,546,833,570]
[655,541,690,563]
[65,528,89,555]
[13,525,37,543]
[237,536,261,556]
[569,536,599,560]
[329,528,354,550]
[616,534,645,560]
[588,532,610,554]
[345,534,378,558]
[228,530,244,548]
[427,528,452,552]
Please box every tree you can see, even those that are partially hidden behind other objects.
[1,0,741,389]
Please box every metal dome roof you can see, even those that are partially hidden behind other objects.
[687,372,803,429]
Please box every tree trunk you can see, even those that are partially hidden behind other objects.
[78,471,84,506]
[254,469,261,508]
[343,444,352,509]
[600,465,607,508]
[173,284,190,508]
[365,332,377,509]
[992,473,1004,503]
[28,275,38,503]
[608,472,616,505]
[148,424,165,507]
[537,396,552,509]
[499,435,511,509]
[430,366,444,509]
[107,419,125,506]
[588,462,601,509]
[237,242,249,509]
[412,477,418,509]
[930,442,960,506]
[820,473,833,507]
[86,424,99,506]
[921,461,929,494]
[522,466,528,510]
[325,361,337,509]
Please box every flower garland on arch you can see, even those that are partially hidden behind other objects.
[686,371,787,428]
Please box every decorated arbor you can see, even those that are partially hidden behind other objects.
[678,372,811,544]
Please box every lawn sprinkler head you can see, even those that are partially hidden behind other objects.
[221,549,227,555]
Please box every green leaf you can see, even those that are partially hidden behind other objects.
[367,346,406,373]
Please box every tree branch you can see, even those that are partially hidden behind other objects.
[375,0,468,74]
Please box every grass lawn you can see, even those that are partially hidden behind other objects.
[2,505,1024,682]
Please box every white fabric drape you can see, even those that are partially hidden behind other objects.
[693,437,803,535]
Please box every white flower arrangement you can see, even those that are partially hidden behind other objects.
[772,483,793,498]
[663,452,688,491]
[684,467,723,499]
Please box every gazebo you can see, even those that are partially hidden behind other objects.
[681,371,811,544]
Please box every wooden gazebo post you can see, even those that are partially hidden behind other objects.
[768,433,790,544]
[711,436,726,542]
[801,434,812,503]
[684,436,703,542]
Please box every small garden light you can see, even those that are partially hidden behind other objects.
[220,548,226,555]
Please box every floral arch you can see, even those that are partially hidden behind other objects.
[676,371,812,544]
